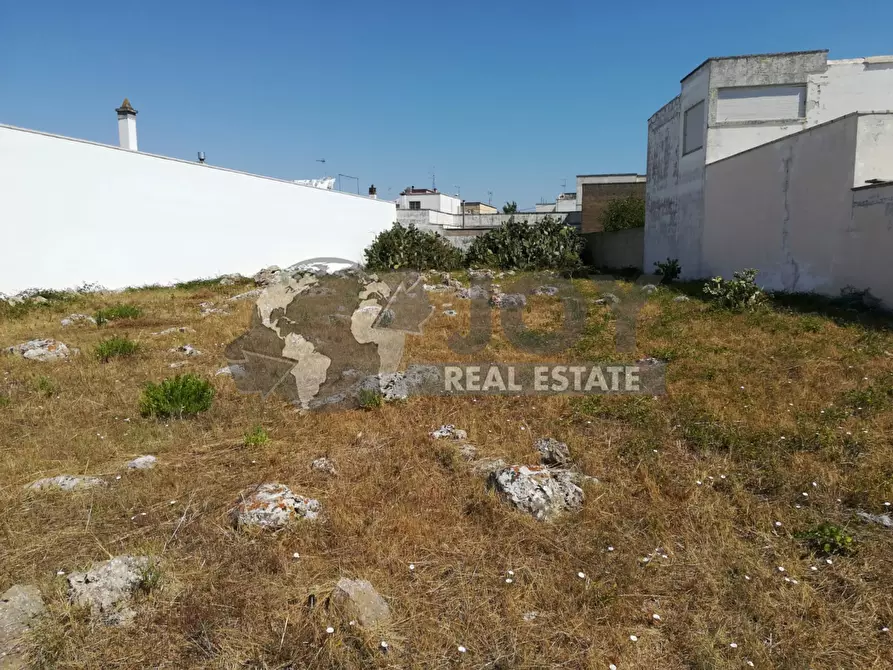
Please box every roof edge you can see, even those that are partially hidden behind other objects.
[681,49,829,83]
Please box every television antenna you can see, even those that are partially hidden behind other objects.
[454,184,461,199]
[337,173,359,194]
[487,190,493,205]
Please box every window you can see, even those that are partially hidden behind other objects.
[409,201,421,210]
[683,100,705,154]
[716,85,806,122]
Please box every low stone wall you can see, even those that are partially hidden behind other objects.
[583,228,644,270]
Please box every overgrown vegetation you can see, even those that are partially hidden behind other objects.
[797,523,856,556]
[94,336,140,362]
[95,304,142,325]
[357,388,383,410]
[502,201,518,214]
[465,216,584,271]
[243,425,269,447]
[364,223,465,271]
[35,375,59,397]
[601,195,645,232]
[139,374,214,419]
[654,258,681,283]
[703,268,765,310]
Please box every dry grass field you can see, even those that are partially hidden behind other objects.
[2,274,893,669]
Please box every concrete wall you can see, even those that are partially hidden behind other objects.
[580,180,646,233]
[702,113,893,306]
[583,228,644,270]
[808,59,893,125]
[854,113,893,186]
[396,209,579,230]
[0,125,396,294]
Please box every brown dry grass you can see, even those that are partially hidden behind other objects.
[2,278,893,669]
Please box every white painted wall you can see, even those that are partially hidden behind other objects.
[854,113,893,186]
[397,192,462,214]
[0,125,396,294]
[702,113,893,307]
[808,59,893,125]
[117,114,137,151]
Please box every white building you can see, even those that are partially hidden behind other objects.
[396,187,463,214]
[646,50,893,304]
[534,192,577,213]
[0,100,396,294]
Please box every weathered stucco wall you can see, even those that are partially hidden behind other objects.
[702,113,893,306]
[854,113,893,186]
[808,60,893,125]
[0,125,396,294]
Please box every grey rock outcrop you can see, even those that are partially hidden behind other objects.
[311,457,337,476]
[430,425,468,441]
[534,438,571,466]
[126,455,157,470]
[673,295,691,302]
[61,313,96,327]
[26,475,104,492]
[152,326,195,336]
[169,344,201,357]
[457,286,488,300]
[0,584,45,669]
[488,465,584,521]
[230,483,321,529]
[533,286,559,296]
[328,578,391,629]
[5,339,72,362]
[489,291,526,309]
[67,555,151,625]
[641,284,658,294]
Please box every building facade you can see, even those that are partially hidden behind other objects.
[396,187,463,215]
[645,50,893,304]
[462,201,498,214]
[577,174,646,234]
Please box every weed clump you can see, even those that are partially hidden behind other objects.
[703,269,765,311]
[244,425,269,447]
[358,388,383,410]
[95,304,142,325]
[797,523,855,556]
[95,336,140,362]
[365,222,465,271]
[139,374,214,419]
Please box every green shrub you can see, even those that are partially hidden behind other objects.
[797,523,855,556]
[654,258,681,283]
[465,216,584,270]
[35,375,59,397]
[601,196,645,232]
[703,269,765,311]
[364,223,465,271]
[244,425,269,446]
[502,201,518,214]
[95,336,140,362]
[358,388,383,410]
[139,374,214,419]
[842,380,893,415]
[95,304,142,325]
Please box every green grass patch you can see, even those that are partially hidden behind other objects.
[95,304,142,325]
[139,374,214,419]
[797,523,855,556]
[94,336,140,362]
[358,388,383,410]
[35,375,59,397]
[243,425,270,447]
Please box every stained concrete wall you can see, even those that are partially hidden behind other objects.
[0,125,396,294]
[583,228,644,270]
[854,113,893,186]
[808,59,893,125]
[702,113,893,306]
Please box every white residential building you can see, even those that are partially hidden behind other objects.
[396,187,463,214]
[646,50,893,304]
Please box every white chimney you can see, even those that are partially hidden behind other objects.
[116,98,138,151]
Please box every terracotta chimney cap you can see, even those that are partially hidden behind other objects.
[116,98,137,115]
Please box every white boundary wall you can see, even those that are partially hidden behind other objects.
[0,125,396,294]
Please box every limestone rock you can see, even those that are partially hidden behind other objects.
[169,344,201,357]
[430,425,467,441]
[673,295,691,302]
[458,444,478,461]
[5,339,71,362]
[215,364,245,378]
[641,284,658,294]
[152,326,195,336]
[488,465,584,521]
[534,437,571,466]
[311,457,337,476]
[199,302,229,317]
[27,475,104,492]
[227,288,264,302]
[468,269,496,280]
[60,313,96,327]
[0,584,45,669]
[858,512,893,528]
[67,555,150,625]
[29,296,49,305]
[533,285,559,296]
[126,455,157,470]
[489,291,526,309]
[230,483,320,529]
[470,457,506,477]
[457,286,488,300]
[219,274,243,286]
[597,293,620,305]
[328,578,391,629]
[253,266,283,288]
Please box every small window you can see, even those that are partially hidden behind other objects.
[717,85,806,122]
[683,100,705,154]
[409,201,421,210]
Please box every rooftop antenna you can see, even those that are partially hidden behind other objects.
[431,167,436,191]
[455,184,461,199]
[487,190,493,205]
[561,178,567,191]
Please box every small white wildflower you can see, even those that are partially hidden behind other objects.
[505,578,513,584]
[409,563,415,571]
[775,521,782,527]
[652,613,661,621]
[795,505,802,509]
[520,426,526,431]
[326,626,334,634]
[885,502,891,507]
[777,566,786,572]
[882,627,890,633]
[696,480,703,486]
[458,645,467,653]
[784,577,791,583]
[826,558,833,565]
[115,475,121,480]
[293,552,300,559]
[746,661,755,667]
[507,570,514,576]
[641,557,650,563]
[169,500,177,505]
[607,546,614,552]
[802,492,809,497]
[56,570,65,576]
[744,575,751,581]
[380,640,389,650]
[629,635,638,642]
[578,571,586,579]
[780,436,786,440]
[730,642,738,648]
[810,566,817,571]
[708,476,714,481]
[610,665,618,670]
[720,475,727,480]
[812,482,818,487]
[791,579,799,584]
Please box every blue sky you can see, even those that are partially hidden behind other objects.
[2,1,891,209]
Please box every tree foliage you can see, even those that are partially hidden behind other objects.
[601,196,645,232]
